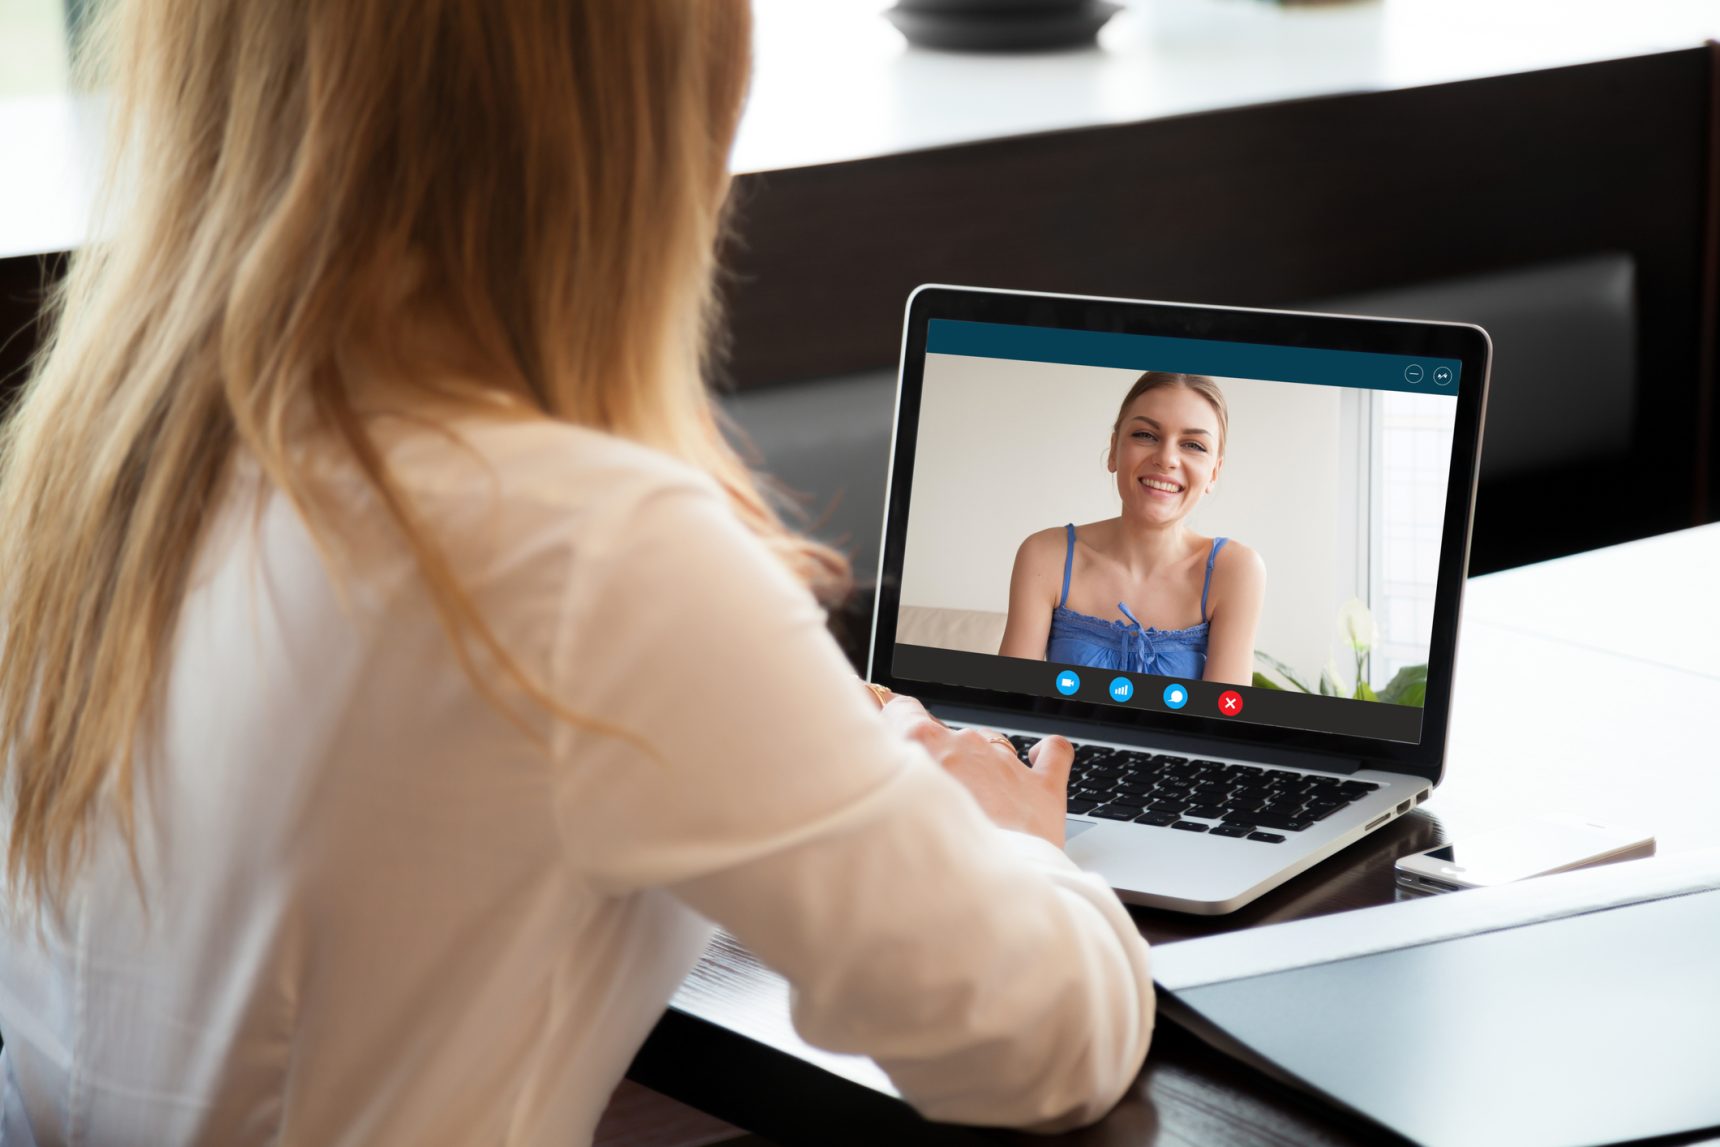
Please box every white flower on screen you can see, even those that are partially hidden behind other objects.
[1336,597,1378,654]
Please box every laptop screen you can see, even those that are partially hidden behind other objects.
[886,313,1470,748]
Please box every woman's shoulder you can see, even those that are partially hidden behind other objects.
[1209,537,1266,585]
[1013,523,1077,570]
[385,414,718,509]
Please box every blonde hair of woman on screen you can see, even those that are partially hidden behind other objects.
[0,2,1151,1143]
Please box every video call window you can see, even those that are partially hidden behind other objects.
[893,341,1458,737]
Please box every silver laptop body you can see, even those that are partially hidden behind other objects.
[867,286,1490,914]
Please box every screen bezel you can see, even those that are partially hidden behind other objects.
[866,284,1492,786]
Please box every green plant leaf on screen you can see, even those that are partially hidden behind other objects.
[1379,663,1429,707]
[1254,654,1429,708]
[1252,651,1313,693]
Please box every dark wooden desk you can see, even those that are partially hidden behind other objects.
[629,526,1720,1146]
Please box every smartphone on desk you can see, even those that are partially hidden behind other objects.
[1394,819,1655,895]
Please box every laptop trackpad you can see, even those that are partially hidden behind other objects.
[1066,818,1100,844]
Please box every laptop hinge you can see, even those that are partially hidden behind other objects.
[928,702,1371,776]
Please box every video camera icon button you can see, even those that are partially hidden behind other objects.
[1217,690,1244,716]
[1055,670,1082,696]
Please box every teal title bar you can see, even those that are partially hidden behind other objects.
[926,318,1462,396]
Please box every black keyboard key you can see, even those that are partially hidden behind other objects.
[1114,780,1154,796]
[1230,765,1264,776]
[1339,781,1379,793]
[1008,734,1039,751]
[1170,820,1209,833]
[1072,787,1112,802]
[1192,759,1227,769]
[1067,799,1098,814]
[1248,832,1287,843]
[1091,805,1141,821]
[1148,800,1188,814]
[1153,755,1190,767]
[1208,824,1253,838]
[1074,744,1114,763]
[1184,805,1227,820]
[1133,811,1179,827]
[1104,799,1145,814]
[1232,811,1313,832]
[1304,803,1347,822]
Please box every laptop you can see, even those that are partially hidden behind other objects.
[867,285,1491,914]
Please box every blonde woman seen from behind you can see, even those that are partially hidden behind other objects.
[0,3,1152,1144]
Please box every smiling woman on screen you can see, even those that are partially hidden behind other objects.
[999,372,1267,686]
[0,1,1153,1143]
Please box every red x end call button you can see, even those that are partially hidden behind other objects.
[1217,690,1244,716]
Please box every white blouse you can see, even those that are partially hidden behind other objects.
[0,415,1153,1146]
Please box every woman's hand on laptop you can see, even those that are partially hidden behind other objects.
[879,695,1073,849]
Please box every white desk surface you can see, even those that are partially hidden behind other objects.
[740,0,1720,174]
[1460,522,1720,678]
[8,1,1720,259]
[1435,524,1720,854]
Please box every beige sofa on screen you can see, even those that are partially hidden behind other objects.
[895,605,1008,656]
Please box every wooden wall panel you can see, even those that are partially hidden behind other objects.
[714,49,1716,570]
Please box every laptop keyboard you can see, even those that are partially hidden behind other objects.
[1006,735,1379,844]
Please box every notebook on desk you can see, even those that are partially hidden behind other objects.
[867,285,1491,913]
[1152,849,1720,1147]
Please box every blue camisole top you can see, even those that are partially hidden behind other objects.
[1044,524,1228,679]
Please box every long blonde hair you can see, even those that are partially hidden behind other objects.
[0,0,846,910]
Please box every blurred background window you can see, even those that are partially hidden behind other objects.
[0,0,72,97]
[1371,391,1454,683]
